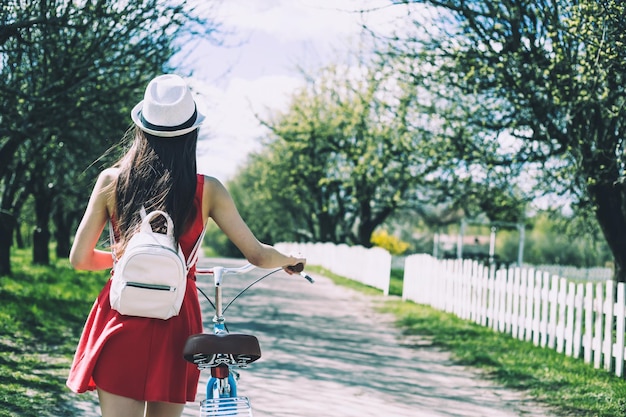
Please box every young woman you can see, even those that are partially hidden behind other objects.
[67,74,305,417]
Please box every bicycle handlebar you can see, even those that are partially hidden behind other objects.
[195,262,314,317]
[196,262,314,284]
[195,263,255,276]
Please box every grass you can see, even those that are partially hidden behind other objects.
[311,265,626,417]
[0,249,108,417]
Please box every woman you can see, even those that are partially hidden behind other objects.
[67,74,305,417]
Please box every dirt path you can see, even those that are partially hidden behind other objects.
[180,258,557,417]
[67,257,557,416]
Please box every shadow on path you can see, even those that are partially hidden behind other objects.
[182,258,556,417]
[64,257,556,417]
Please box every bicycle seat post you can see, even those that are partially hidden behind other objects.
[212,266,226,333]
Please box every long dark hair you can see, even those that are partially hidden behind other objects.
[113,126,198,252]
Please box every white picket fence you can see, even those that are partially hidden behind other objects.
[275,242,391,295]
[527,264,613,282]
[403,254,626,378]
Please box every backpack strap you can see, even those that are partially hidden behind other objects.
[186,219,208,270]
[109,220,119,269]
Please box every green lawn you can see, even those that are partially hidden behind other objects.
[0,250,108,417]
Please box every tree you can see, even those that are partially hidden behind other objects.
[384,0,626,280]
[231,62,446,247]
[229,146,303,244]
[0,0,221,274]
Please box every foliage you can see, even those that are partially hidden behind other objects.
[0,0,221,274]
[227,150,300,245]
[385,1,626,279]
[0,249,108,416]
[370,229,410,255]
[230,61,448,247]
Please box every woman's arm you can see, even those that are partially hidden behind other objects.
[69,169,117,271]
[204,176,305,271]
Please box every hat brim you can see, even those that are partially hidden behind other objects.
[131,101,205,138]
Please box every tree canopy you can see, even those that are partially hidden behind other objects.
[0,0,220,275]
[230,61,462,247]
[382,0,626,280]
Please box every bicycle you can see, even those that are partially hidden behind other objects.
[183,261,314,416]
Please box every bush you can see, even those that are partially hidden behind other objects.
[371,230,410,255]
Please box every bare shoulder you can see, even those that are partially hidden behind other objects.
[203,175,223,187]
[93,168,119,216]
[202,175,228,195]
[202,175,233,218]
[98,167,120,187]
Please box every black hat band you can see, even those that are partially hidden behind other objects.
[140,107,198,133]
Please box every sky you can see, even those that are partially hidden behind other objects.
[175,0,412,182]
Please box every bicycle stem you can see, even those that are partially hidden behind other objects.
[212,267,226,330]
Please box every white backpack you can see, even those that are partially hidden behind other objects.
[109,208,205,320]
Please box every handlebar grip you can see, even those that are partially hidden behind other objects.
[286,263,314,283]
[287,263,304,273]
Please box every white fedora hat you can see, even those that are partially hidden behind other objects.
[131,74,205,138]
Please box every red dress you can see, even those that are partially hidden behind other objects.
[67,175,205,403]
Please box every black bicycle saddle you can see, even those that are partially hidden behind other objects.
[183,333,262,367]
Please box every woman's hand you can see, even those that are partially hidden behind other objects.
[282,255,306,275]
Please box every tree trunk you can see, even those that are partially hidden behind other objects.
[590,182,626,282]
[357,219,375,248]
[316,211,336,243]
[0,211,15,276]
[32,195,52,265]
[53,209,72,259]
[15,221,24,248]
